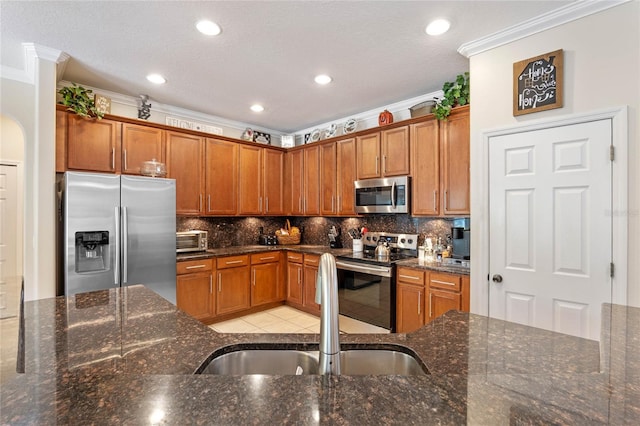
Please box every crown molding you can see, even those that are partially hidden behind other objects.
[458,0,630,57]
[1,43,69,84]
[57,80,285,136]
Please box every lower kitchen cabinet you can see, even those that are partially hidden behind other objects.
[250,252,284,306]
[303,254,320,313]
[286,252,304,306]
[396,267,426,333]
[286,252,320,315]
[427,271,470,323]
[216,255,250,316]
[176,259,214,321]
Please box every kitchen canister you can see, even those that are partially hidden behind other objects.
[352,239,363,253]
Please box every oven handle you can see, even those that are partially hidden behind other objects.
[335,260,392,278]
[391,181,396,209]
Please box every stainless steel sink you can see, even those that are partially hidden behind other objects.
[198,348,427,376]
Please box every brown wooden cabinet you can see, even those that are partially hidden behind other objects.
[440,106,470,215]
[286,252,304,306]
[121,123,165,175]
[427,271,470,323]
[336,137,357,215]
[250,252,283,306]
[410,119,440,216]
[396,267,426,333]
[320,142,337,215]
[303,145,320,215]
[56,110,67,173]
[216,255,250,315]
[286,150,305,215]
[176,259,215,321]
[66,114,122,173]
[356,126,410,179]
[263,149,285,215]
[239,146,284,216]
[205,138,238,215]
[166,131,205,215]
[303,254,320,313]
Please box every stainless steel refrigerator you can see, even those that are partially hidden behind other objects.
[59,172,176,303]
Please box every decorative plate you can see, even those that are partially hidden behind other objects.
[344,118,357,134]
[325,124,337,139]
[241,128,254,141]
[310,129,321,143]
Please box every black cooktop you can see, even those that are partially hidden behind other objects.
[337,250,416,266]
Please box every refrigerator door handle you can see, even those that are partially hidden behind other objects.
[122,206,129,284]
[114,206,121,285]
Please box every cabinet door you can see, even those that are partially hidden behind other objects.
[410,120,440,215]
[381,126,410,176]
[121,123,165,175]
[287,262,304,305]
[287,150,304,215]
[56,110,67,172]
[67,115,121,173]
[320,142,337,215]
[166,132,205,215]
[303,145,320,215]
[428,288,462,322]
[251,262,282,306]
[336,138,357,215]
[177,272,213,320]
[205,138,237,215]
[303,265,320,312]
[238,145,263,215]
[216,267,250,315]
[440,107,470,215]
[263,149,284,215]
[356,133,381,179]
[396,283,425,333]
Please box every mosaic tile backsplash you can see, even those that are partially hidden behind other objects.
[177,215,469,249]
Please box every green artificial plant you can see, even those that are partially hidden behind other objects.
[433,72,470,121]
[58,83,104,119]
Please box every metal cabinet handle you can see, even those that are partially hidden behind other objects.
[265,197,269,213]
[331,196,334,212]
[252,269,256,286]
[123,149,128,171]
[259,256,275,261]
[298,268,302,284]
[208,195,211,212]
[185,264,206,270]
[259,197,263,212]
[122,206,128,284]
[383,155,387,175]
[375,156,379,175]
[399,274,420,280]
[444,190,448,212]
[432,279,455,287]
[209,275,213,294]
[433,190,438,211]
[225,260,243,265]
[114,207,120,285]
[199,194,203,212]
[111,148,115,170]
[418,292,421,315]
[429,293,432,318]
[337,195,341,212]
[218,273,222,292]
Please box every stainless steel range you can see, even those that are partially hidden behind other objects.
[336,232,419,332]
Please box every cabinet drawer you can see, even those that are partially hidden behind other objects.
[397,267,425,286]
[303,254,320,266]
[176,258,213,275]
[217,255,250,269]
[429,272,461,292]
[251,251,281,265]
[287,252,303,263]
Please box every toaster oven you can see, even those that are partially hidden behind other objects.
[176,230,208,253]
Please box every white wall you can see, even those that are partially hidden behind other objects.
[469,2,640,309]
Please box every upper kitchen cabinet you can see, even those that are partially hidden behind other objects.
[303,145,321,215]
[286,149,304,215]
[238,145,285,216]
[205,138,238,215]
[66,113,122,173]
[56,110,67,173]
[356,126,409,179]
[166,131,205,215]
[320,142,337,215]
[440,106,470,216]
[335,137,357,215]
[121,123,165,175]
[410,118,439,216]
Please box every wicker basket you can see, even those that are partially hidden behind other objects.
[276,219,301,245]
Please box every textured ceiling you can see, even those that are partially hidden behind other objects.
[1,1,572,133]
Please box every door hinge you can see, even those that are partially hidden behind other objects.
[610,146,615,161]
[610,262,615,278]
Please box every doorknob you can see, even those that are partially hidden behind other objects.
[492,274,503,283]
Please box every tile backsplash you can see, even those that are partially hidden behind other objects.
[177,215,467,249]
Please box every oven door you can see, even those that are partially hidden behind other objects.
[335,260,395,331]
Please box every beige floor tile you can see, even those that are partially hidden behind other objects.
[210,319,261,333]
[288,313,320,329]
[267,306,305,320]
[259,321,303,333]
[242,311,281,328]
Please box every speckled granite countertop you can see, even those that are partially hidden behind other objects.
[1,286,638,424]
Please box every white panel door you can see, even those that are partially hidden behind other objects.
[0,164,19,318]
[489,120,612,341]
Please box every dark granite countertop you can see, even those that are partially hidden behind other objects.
[1,285,638,424]
[396,258,471,275]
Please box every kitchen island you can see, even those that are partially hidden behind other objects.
[1,285,637,424]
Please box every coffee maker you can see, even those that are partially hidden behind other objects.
[451,218,470,260]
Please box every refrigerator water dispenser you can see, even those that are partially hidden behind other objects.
[75,231,110,273]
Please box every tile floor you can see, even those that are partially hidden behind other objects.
[209,305,390,334]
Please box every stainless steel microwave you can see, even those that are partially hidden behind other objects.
[176,230,208,253]
[354,176,410,214]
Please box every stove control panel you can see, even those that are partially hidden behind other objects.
[362,232,419,250]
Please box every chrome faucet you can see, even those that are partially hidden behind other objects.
[315,253,341,375]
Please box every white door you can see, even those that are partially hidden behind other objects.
[0,164,19,318]
[489,120,612,341]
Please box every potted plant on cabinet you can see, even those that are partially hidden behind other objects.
[58,83,104,119]
[433,72,470,121]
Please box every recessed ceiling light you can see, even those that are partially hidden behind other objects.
[314,74,332,85]
[425,19,451,36]
[250,104,264,112]
[146,74,166,84]
[196,20,221,36]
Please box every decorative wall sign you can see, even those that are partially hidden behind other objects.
[94,94,111,115]
[513,49,563,116]
[253,130,271,145]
